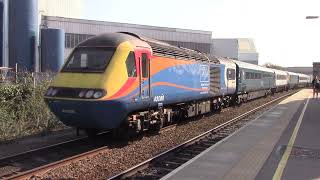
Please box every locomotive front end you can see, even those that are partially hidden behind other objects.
[44,33,138,131]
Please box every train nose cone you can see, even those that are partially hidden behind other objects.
[45,99,127,129]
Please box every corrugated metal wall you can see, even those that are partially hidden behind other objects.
[43,17,212,43]
[42,16,213,59]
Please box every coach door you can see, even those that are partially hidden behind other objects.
[137,50,151,101]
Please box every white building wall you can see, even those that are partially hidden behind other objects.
[38,0,84,18]
[36,0,84,71]
[238,38,259,64]
[238,38,256,52]
[211,39,238,59]
[211,38,259,65]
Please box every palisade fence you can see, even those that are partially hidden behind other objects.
[0,65,56,86]
[0,64,65,142]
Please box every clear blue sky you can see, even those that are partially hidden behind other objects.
[83,0,320,67]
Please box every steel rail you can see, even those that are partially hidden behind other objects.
[0,136,86,163]
[1,131,109,179]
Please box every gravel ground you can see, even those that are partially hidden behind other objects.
[39,91,296,179]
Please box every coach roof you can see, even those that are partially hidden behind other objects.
[78,32,140,47]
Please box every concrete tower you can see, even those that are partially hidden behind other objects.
[0,0,8,67]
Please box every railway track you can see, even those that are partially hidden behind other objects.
[2,91,295,180]
[109,92,295,180]
[0,125,176,180]
[0,132,112,179]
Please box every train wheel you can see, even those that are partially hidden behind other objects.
[112,126,129,140]
[135,119,143,135]
[112,120,136,140]
[216,103,222,113]
[224,99,229,108]
[159,117,164,129]
[236,97,242,106]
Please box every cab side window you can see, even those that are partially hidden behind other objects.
[141,53,149,78]
[126,52,137,77]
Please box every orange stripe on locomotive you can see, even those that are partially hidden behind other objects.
[104,55,194,100]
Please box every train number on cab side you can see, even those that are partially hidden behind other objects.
[154,95,165,102]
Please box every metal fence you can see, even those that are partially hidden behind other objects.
[0,65,56,86]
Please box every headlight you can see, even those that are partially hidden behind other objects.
[85,90,95,98]
[46,88,53,96]
[79,90,86,98]
[93,90,104,99]
[52,89,59,96]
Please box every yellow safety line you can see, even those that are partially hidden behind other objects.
[272,96,310,180]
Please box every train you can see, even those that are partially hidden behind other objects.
[44,32,312,137]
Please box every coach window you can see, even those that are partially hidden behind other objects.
[126,52,137,77]
[141,53,149,78]
[257,73,261,79]
[245,72,250,79]
[250,72,254,79]
[227,69,235,80]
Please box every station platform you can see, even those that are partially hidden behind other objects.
[161,89,319,180]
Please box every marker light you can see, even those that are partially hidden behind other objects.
[93,91,104,99]
[79,90,87,98]
[85,90,95,98]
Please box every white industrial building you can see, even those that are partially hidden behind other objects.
[41,16,213,59]
[38,0,84,19]
[38,0,213,60]
[37,0,259,64]
[211,38,259,65]
[1,0,260,69]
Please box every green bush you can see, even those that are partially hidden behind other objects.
[0,73,65,142]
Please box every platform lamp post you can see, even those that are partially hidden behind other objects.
[306,16,319,19]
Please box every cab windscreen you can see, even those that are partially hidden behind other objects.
[62,47,115,73]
